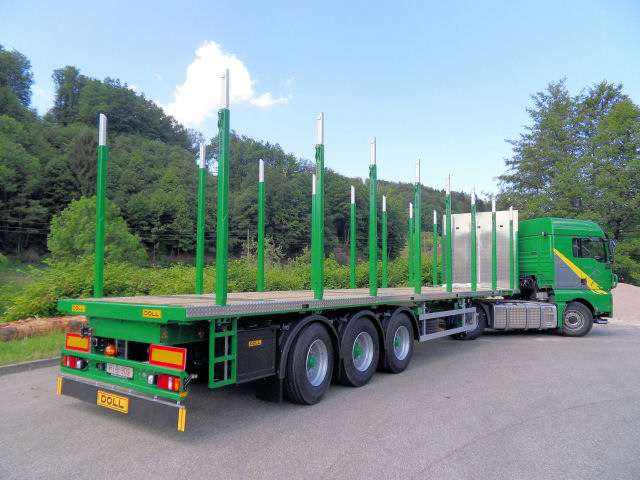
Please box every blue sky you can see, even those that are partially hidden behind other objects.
[2,0,639,198]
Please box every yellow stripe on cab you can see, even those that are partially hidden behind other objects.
[553,248,607,295]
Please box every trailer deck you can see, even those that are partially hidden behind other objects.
[58,285,515,321]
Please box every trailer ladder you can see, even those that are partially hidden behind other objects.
[209,318,237,388]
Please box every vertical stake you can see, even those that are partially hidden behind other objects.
[350,186,356,289]
[369,138,377,297]
[445,175,452,293]
[257,159,265,292]
[216,69,230,306]
[471,186,477,291]
[414,160,421,294]
[94,113,108,298]
[382,195,388,288]
[312,113,325,300]
[491,196,497,291]
[408,203,414,287]
[509,205,514,290]
[311,173,317,289]
[432,210,438,286]
[195,142,206,294]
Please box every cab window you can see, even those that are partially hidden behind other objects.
[572,238,606,262]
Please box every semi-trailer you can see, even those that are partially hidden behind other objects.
[56,71,616,431]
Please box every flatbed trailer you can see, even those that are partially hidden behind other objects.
[56,72,616,431]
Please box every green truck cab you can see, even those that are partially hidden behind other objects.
[518,217,616,336]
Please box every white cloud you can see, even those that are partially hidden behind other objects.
[284,77,295,87]
[128,84,138,92]
[164,41,291,126]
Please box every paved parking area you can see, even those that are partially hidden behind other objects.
[1,323,639,479]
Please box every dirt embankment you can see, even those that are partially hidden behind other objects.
[608,283,640,326]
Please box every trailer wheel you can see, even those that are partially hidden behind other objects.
[284,322,334,405]
[384,313,413,373]
[453,306,486,340]
[562,302,593,337]
[339,317,380,387]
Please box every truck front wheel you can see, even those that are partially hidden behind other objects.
[562,302,593,337]
[284,323,334,405]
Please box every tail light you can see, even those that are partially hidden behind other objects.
[63,355,87,369]
[157,374,181,391]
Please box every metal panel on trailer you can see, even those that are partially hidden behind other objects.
[447,210,517,288]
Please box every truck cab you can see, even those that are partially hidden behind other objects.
[518,218,616,334]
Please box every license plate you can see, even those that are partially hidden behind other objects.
[97,390,129,414]
[106,363,134,379]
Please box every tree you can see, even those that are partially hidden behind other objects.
[52,66,86,125]
[0,45,33,107]
[48,196,147,264]
[499,79,640,284]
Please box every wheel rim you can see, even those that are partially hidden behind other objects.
[352,331,374,372]
[393,325,410,360]
[564,309,585,330]
[306,339,329,387]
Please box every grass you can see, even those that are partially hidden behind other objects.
[0,331,65,366]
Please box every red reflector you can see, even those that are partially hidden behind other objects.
[157,374,181,392]
[63,355,79,368]
[65,333,90,353]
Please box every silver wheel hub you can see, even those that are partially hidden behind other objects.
[306,339,329,387]
[565,310,585,329]
[352,331,374,372]
[393,325,410,360]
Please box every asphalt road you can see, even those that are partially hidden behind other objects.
[1,323,639,479]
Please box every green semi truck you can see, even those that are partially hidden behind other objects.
[56,72,616,431]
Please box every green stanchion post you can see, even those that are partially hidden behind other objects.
[382,195,387,288]
[433,210,438,286]
[492,196,497,291]
[408,203,414,286]
[311,173,317,290]
[350,186,356,289]
[312,113,325,300]
[471,186,477,291]
[445,175,452,293]
[257,159,265,292]
[94,113,108,298]
[195,142,206,294]
[509,205,514,290]
[414,160,421,294]
[216,70,230,306]
[369,138,377,297]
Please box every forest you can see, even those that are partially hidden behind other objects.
[1,45,639,285]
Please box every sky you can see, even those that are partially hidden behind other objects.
[2,0,639,199]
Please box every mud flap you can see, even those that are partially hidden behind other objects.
[57,375,188,431]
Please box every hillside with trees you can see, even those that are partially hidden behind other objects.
[0,46,477,265]
[1,47,638,286]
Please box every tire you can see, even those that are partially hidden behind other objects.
[453,305,486,340]
[284,323,334,405]
[562,302,593,337]
[384,313,414,373]
[339,317,380,387]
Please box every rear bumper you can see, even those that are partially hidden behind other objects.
[57,374,188,431]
